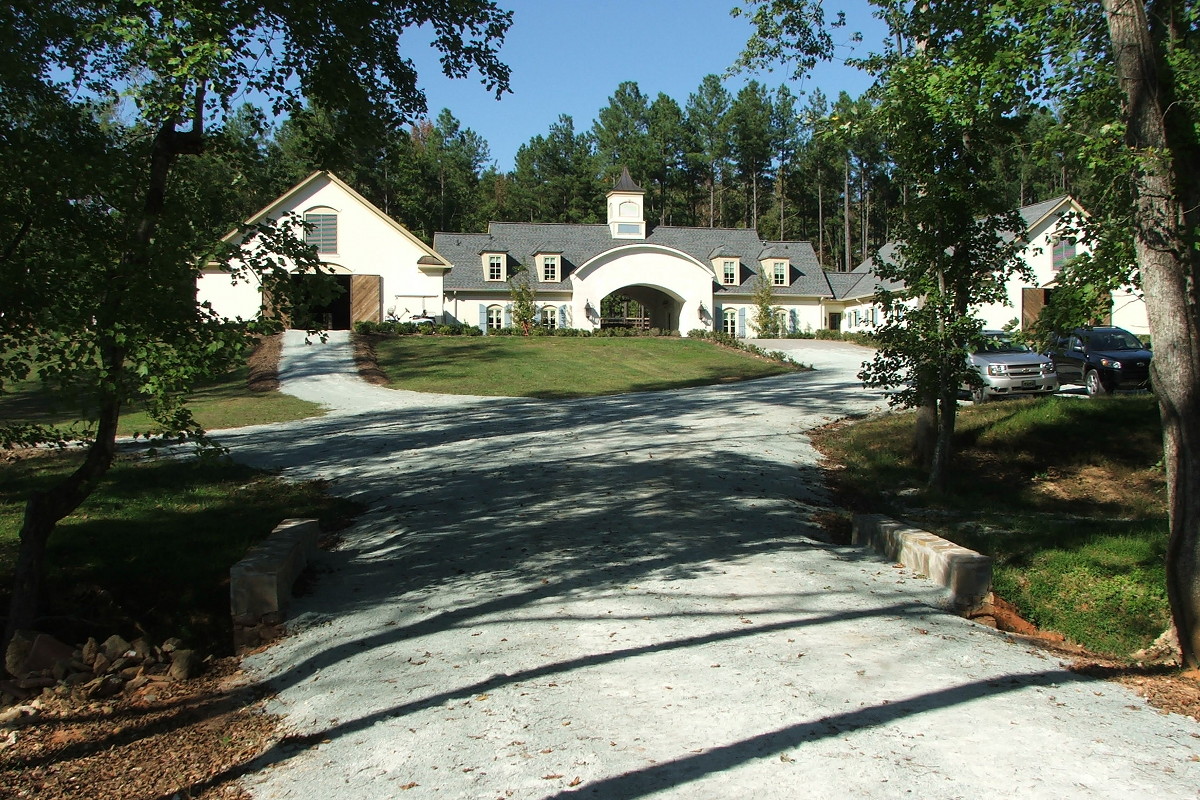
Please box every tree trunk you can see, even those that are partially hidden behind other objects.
[752,171,759,229]
[817,178,825,267]
[4,108,197,648]
[928,382,957,494]
[911,392,938,470]
[843,156,852,271]
[700,159,710,226]
[5,389,122,644]
[1104,0,1200,667]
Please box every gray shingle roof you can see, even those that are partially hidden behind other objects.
[843,197,1074,299]
[435,223,834,296]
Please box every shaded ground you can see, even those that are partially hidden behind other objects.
[6,337,1199,799]
[218,335,1198,798]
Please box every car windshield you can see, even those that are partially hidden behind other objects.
[976,335,1030,354]
[1088,330,1145,350]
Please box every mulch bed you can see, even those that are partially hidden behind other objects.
[246,335,282,393]
[0,659,276,800]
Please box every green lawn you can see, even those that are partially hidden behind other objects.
[814,394,1170,657]
[0,362,323,437]
[0,451,360,652]
[369,335,797,398]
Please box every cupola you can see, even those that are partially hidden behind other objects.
[607,167,645,240]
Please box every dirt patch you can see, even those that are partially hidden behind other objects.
[1029,463,1164,510]
[0,658,277,799]
[352,334,389,386]
[247,335,282,393]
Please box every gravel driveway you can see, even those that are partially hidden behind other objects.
[219,331,1200,799]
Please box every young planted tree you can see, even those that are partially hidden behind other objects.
[508,270,538,335]
[0,0,511,647]
[751,269,782,338]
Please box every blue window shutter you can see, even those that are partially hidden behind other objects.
[789,309,798,333]
[559,304,568,328]
[737,307,746,338]
[504,304,512,328]
[479,304,487,335]
[714,304,722,331]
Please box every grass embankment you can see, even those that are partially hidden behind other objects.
[0,451,360,651]
[0,361,322,437]
[814,394,1168,658]
[368,335,797,398]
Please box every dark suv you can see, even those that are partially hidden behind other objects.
[1045,326,1152,396]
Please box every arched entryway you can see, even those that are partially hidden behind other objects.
[600,286,680,330]
[571,244,715,335]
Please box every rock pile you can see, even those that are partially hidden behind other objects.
[1,631,203,706]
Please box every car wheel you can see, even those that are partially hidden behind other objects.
[971,386,988,404]
[1085,369,1109,397]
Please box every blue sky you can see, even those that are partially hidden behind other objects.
[406,0,889,172]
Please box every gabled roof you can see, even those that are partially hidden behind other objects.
[223,170,450,267]
[843,196,1085,298]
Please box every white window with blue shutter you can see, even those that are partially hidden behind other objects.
[721,307,738,336]
[478,304,488,335]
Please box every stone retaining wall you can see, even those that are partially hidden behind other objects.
[852,513,992,614]
[230,518,320,650]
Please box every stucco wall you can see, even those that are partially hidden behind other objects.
[197,174,444,326]
[570,245,715,335]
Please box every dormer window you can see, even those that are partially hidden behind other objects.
[304,210,338,254]
[772,261,788,286]
[722,260,737,285]
[541,255,560,282]
[484,253,505,281]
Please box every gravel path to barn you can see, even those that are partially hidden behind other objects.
[217,331,1200,799]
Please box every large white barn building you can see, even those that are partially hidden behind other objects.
[198,171,1146,338]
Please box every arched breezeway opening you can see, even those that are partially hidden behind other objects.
[600,285,681,331]
[571,243,716,336]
